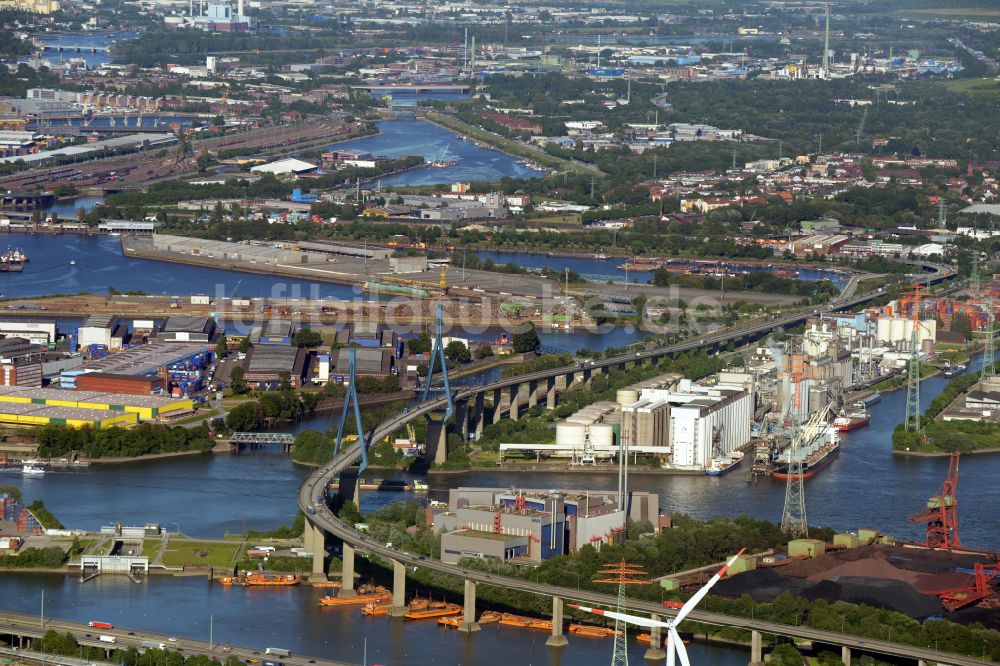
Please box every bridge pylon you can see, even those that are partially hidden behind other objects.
[421,304,455,463]
[333,348,368,486]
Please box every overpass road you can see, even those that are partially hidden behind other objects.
[297,263,989,664]
[0,611,354,666]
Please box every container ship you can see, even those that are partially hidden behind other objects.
[772,427,839,481]
[832,408,870,432]
[705,451,744,476]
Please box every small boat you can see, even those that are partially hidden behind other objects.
[705,451,744,476]
[594,252,608,260]
[430,144,457,168]
[942,364,967,378]
[69,260,76,266]
[21,463,45,475]
[320,584,391,606]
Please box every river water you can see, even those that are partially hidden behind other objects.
[329,118,546,187]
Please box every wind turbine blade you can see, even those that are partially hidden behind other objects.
[674,548,745,625]
[567,604,669,629]
[671,627,692,666]
[666,630,676,666]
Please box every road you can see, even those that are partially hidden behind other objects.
[0,611,355,666]
[297,261,989,665]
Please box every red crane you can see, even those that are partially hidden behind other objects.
[926,563,1000,612]
[909,452,962,549]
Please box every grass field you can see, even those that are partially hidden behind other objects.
[159,539,241,568]
[889,7,1000,18]
[942,78,1000,97]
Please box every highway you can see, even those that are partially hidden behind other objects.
[296,262,989,664]
[0,611,354,666]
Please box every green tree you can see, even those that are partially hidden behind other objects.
[230,366,247,394]
[226,401,262,430]
[292,328,323,348]
[215,339,228,359]
[278,370,292,392]
[444,340,471,363]
[512,322,541,353]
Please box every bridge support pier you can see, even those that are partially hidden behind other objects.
[455,398,469,442]
[389,559,407,617]
[643,614,666,662]
[340,543,357,598]
[749,629,764,666]
[491,389,504,425]
[527,380,538,409]
[508,385,520,421]
[433,419,448,466]
[473,392,485,439]
[545,597,568,647]
[841,645,851,665]
[309,521,326,581]
[457,579,480,633]
[545,377,557,410]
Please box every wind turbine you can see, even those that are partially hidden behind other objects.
[570,548,746,666]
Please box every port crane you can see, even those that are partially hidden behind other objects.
[909,452,962,549]
[377,266,449,293]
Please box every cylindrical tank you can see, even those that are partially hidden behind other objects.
[891,318,906,343]
[876,318,890,343]
[617,389,639,406]
[921,338,933,354]
[589,423,614,448]
[567,416,594,426]
[556,422,586,448]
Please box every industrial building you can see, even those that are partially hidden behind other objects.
[0,319,57,344]
[435,487,660,564]
[78,343,212,379]
[244,345,307,388]
[0,402,138,429]
[499,370,752,471]
[0,386,193,422]
[71,373,165,396]
[257,320,293,345]
[154,317,217,344]
[151,234,332,267]
[78,314,126,350]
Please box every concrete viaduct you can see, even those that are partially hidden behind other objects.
[297,264,986,665]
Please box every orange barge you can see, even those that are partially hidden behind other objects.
[569,624,621,638]
[498,613,552,631]
[219,573,301,587]
[438,611,501,627]
[319,585,391,607]
[404,600,462,620]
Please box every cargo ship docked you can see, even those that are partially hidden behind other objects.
[833,408,870,432]
[705,451,744,476]
[772,427,839,481]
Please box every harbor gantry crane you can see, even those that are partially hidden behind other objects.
[909,452,962,550]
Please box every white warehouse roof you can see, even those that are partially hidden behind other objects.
[250,158,318,175]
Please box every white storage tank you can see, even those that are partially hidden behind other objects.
[589,423,615,448]
[890,318,906,343]
[617,389,639,406]
[567,416,594,425]
[556,422,587,448]
[876,318,891,343]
